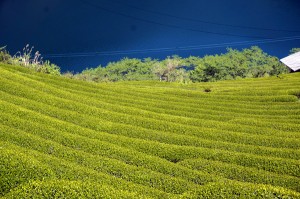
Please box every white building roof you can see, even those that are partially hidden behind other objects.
[280,52,300,71]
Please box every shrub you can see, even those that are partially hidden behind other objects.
[288,90,300,99]
[13,44,42,67]
[0,44,61,75]
[5,180,146,199]
[0,46,12,63]
[39,60,61,76]
[203,87,212,92]
[0,148,54,196]
[181,181,300,199]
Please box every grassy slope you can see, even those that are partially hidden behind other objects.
[0,63,300,198]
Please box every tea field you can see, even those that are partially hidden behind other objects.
[0,63,300,198]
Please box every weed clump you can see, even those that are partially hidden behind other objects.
[203,87,212,92]
[0,45,60,75]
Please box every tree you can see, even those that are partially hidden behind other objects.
[189,46,287,82]
[290,48,300,54]
[80,57,157,82]
[0,46,11,63]
[152,63,167,81]
[76,46,287,83]
[155,55,189,82]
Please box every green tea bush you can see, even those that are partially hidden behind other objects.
[288,90,300,99]
[0,148,54,196]
[181,181,300,199]
[179,158,300,192]
[5,180,147,199]
[0,87,299,178]
[0,141,173,199]
[0,121,218,190]
[1,107,299,182]
[0,124,201,194]
[0,76,298,152]
[2,64,299,117]
[1,63,300,198]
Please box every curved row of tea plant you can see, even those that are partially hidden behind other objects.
[0,90,299,179]
[0,63,299,198]
[0,73,299,151]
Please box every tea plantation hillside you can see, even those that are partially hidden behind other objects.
[0,63,300,198]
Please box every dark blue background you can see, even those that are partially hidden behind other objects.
[1,0,300,72]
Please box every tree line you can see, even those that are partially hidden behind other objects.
[1,45,298,82]
[72,46,289,83]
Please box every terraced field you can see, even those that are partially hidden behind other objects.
[0,63,300,198]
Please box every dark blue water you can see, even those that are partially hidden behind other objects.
[1,0,300,72]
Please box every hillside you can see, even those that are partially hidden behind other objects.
[0,63,300,198]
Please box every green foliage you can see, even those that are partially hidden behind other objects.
[288,90,300,99]
[0,148,54,196]
[38,60,61,76]
[0,46,12,63]
[0,63,300,198]
[62,71,76,79]
[1,45,289,82]
[80,46,288,83]
[189,46,288,82]
[290,48,300,54]
[153,55,188,82]
[179,158,300,192]
[182,181,300,199]
[0,45,61,76]
[5,180,147,199]
[79,56,190,83]
[80,57,157,82]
